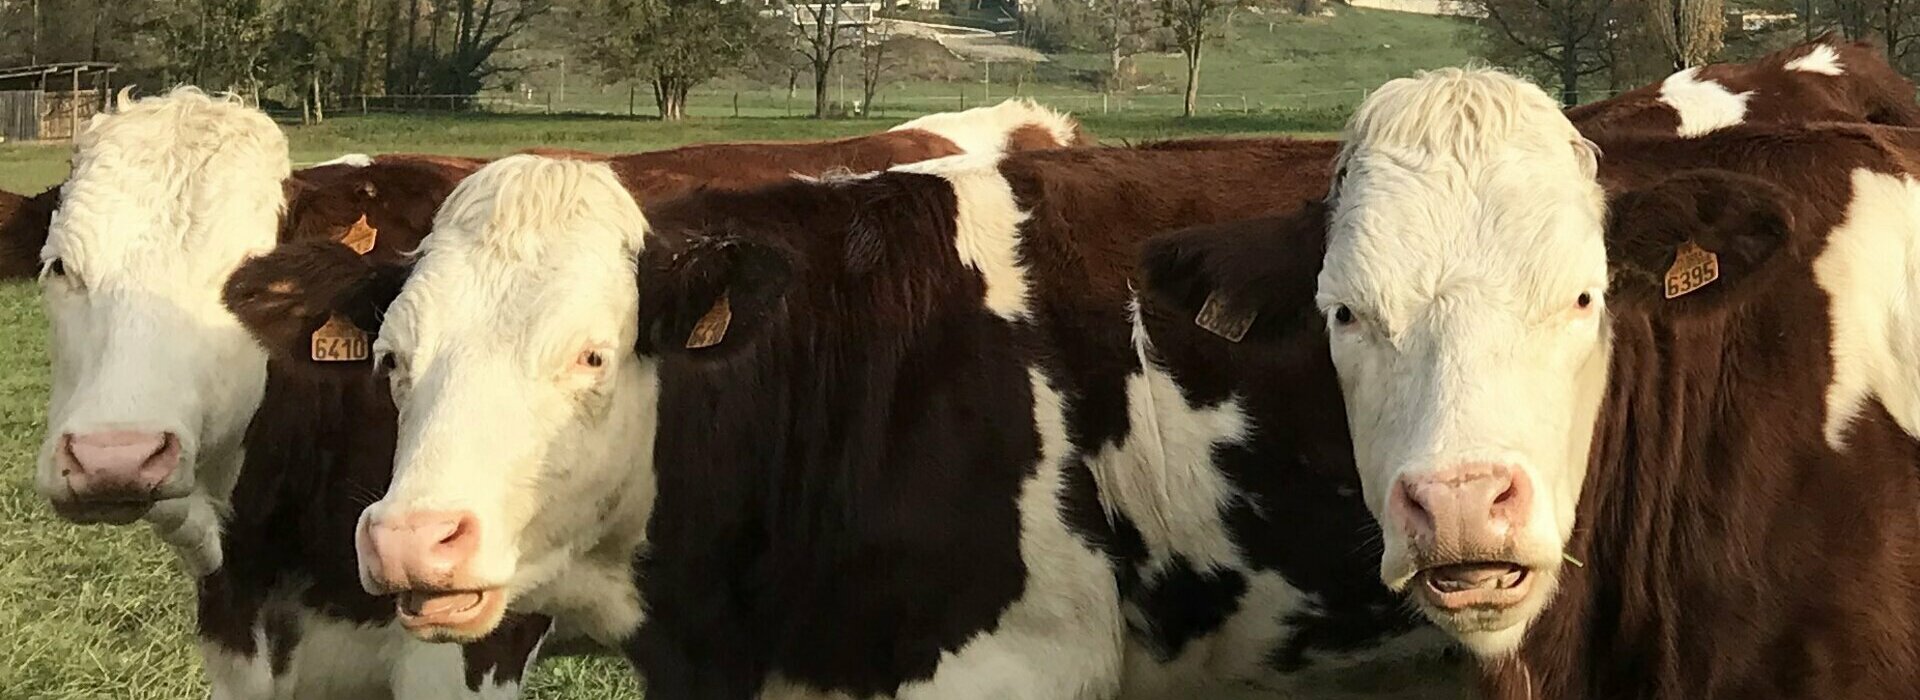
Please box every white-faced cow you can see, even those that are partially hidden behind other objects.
[36,87,1085,699]
[224,141,1470,699]
[1169,67,1920,698]
[1568,33,1920,137]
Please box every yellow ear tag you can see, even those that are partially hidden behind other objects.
[341,215,378,255]
[1663,242,1720,299]
[685,293,733,349]
[311,314,370,362]
[1194,291,1256,343]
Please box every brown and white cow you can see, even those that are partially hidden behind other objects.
[0,185,60,280]
[223,140,1472,698]
[36,88,1082,699]
[1567,33,1920,137]
[1142,68,1920,697]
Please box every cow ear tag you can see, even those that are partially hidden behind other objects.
[685,292,733,349]
[311,216,378,361]
[340,215,378,255]
[1195,291,1256,343]
[311,315,370,362]
[1663,241,1720,299]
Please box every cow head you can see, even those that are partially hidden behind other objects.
[35,88,290,571]
[1315,68,1799,656]
[1314,68,1612,655]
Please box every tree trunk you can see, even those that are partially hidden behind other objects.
[1183,42,1202,117]
[814,65,832,118]
[313,73,326,123]
[1559,49,1581,107]
[406,0,423,93]
[654,77,688,121]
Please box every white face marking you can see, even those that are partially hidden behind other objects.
[1812,170,1920,447]
[1658,67,1754,137]
[892,154,1035,321]
[1785,44,1846,75]
[35,88,289,554]
[1318,68,1612,656]
[368,155,659,626]
[887,98,1079,153]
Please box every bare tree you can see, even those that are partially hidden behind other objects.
[1099,0,1156,92]
[793,0,863,118]
[1155,0,1244,117]
[858,23,904,115]
[1463,0,1619,105]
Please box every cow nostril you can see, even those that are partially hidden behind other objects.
[439,518,470,547]
[1494,482,1519,506]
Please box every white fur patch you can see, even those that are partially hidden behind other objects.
[1811,169,1920,448]
[202,637,274,700]
[1785,45,1846,75]
[313,153,375,168]
[893,154,1034,321]
[1657,68,1753,137]
[888,99,1080,154]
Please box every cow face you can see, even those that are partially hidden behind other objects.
[35,89,289,566]
[354,155,657,642]
[1314,69,1612,655]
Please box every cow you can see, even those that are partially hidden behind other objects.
[33,87,1084,699]
[219,132,1482,698]
[1567,32,1920,136]
[0,184,60,280]
[1141,67,1920,698]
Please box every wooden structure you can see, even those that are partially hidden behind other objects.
[0,62,118,142]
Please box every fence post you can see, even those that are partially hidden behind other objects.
[734,92,741,118]
[629,84,636,117]
[545,92,553,115]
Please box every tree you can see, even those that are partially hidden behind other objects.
[571,0,761,119]
[792,0,863,118]
[1463,0,1620,105]
[858,25,907,114]
[421,0,550,95]
[1098,0,1157,92]
[1154,0,1243,117]
[1646,0,1725,70]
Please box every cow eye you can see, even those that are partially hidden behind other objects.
[578,350,605,369]
[1576,292,1594,309]
[375,353,398,374]
[1332,305,1356,325]
[47,259,65,277]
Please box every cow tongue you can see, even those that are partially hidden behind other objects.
[399,591,484,619]
[1426,563,1526,592]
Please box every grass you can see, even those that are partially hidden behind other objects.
[0,94,1346,697]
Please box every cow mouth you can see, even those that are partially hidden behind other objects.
[1415,562,1532,611]
[394,588,508,640]
[50,498,155,525]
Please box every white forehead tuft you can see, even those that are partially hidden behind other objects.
[1785,44,1846,75]
[1332,67,1597,200]
[888,98,1079,153]
[51,86,291,280]
[1658,68,1753,137]
[424,154,647,263]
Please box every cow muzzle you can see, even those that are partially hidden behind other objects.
[47,430,185,524]
[1389,462,1544,615]
[355,507,509,641]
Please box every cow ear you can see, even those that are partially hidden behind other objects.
[223,239,411,374]
[1605,171,1796,311]
[636,236,795,358]
[1138,203,1328,344]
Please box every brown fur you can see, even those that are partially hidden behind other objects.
[0,184,59,280]
[1568,33,1920,135]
